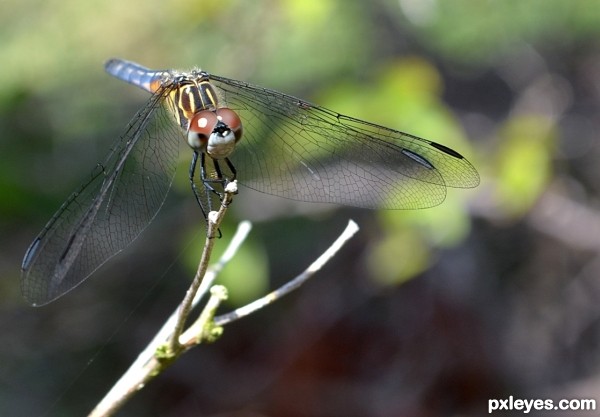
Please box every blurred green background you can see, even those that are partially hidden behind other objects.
[3,0,600,416]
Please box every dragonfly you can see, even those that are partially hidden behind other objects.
[21,58,479,306]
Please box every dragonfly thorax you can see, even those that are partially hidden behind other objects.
[187,108,243,159]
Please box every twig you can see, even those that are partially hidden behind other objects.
[214,219,360,326]
[88,182,242,417]
[168,181,238,352]
[88,193,360,417]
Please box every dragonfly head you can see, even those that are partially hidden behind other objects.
[187,108,243,159]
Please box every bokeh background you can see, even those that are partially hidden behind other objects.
[2,0,600,416]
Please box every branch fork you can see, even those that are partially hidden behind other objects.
[88,182,359,417]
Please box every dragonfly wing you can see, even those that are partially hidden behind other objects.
[210,75,479,209]
[21,89,181,306]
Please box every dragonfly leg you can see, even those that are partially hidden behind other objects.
[212,159,236,207]
[200,153,228,203]
[225,157,237,182]
[197,153,223,238]
[189,151,209,219]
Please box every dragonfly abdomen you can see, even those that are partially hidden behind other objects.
[105,59,166,94]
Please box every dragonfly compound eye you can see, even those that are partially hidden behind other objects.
[215,108,243,143]
[187,108,243,152]
[187,110,219,150]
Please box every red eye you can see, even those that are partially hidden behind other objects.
[189,110,219,136]
[187,108,243,150]
[216,107,243,142]
[188,110,219,150]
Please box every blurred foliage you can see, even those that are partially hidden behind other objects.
[389,0,600,65]
[2,0,600,416]
[494,115,556,216]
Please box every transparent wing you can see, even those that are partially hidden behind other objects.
[21,88,181,306]
[210,75,479,209]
